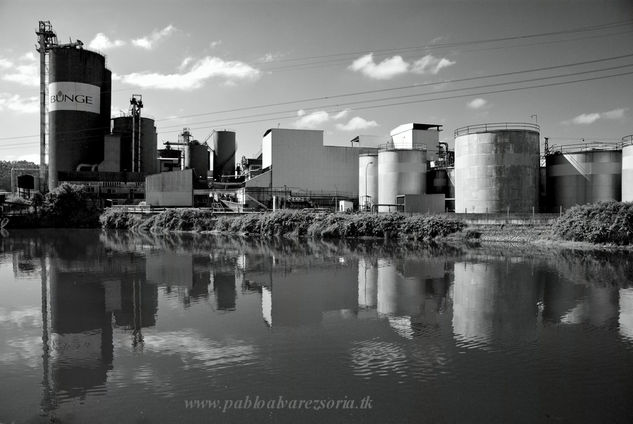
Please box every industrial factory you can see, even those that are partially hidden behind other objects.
[10,21,632,214]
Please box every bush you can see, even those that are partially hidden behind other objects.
[44,183,100,227]
[99,208,466,242]
[552,201,633,245]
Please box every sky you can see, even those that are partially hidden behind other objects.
[0,0,632,164]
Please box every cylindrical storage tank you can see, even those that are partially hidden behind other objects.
[546,146,621,211]
[377,148,427,213]
[185,141,209,180]
[212,131,236,180]
[454,123,540,213]
[358,153,378,211]
[141,118,157,175]
[622,136,633,202]
[48,48,110,189]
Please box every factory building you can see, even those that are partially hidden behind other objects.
[454,122,540,214]
[545,142,622,211]
[244,128,378,208]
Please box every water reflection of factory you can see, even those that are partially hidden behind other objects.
[42,232,159,402]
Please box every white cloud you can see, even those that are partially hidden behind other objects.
[349,53,454,79]
[0,57,14,69]
[20,52,36,61]
[178,56,193,71]
[89,33,126,50]
[411,55,456,75]
[259,52,286,63]
[294,110,330,129]
[349,53,409,80]
[336,116,379,131]
[603,108,628,119]
[210,40,222,48]
[571,113,601,125]
[333,109,350,120]
[1,53,38,87]
[132,24,176,50]
[0,93,39,114]
[120,56,261,90]
[564,108,628,125]
[467,98,488,109]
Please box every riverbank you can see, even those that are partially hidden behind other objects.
[99,201,633,250]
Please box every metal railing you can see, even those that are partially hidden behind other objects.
[623,134,633,147]
[378,141,427,151]
[547,141,622,154]
[453,122,540,138]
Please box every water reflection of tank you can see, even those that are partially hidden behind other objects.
[376,259,426,316]
[48,47,111,189]
[358,258,378,308]
[377,148,427,212]
[112,280,158,329]
[212,130,236,180]
[49,267,113,398]
[619,288,633,342]
[452,261,538,347]
[261,265,358,327]
[454,123,540,213]
[213,272,237,311]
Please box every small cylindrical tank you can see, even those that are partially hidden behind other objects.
[454,123,540,214]
[358,153,378,211]
[622,136,633,202]
[48,47,111,189]
[212,130,236,180]
[377,148,427,213]
[546,144,621,211]
[111,116,157,174]
[185,141,209,180]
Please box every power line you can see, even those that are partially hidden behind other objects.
[2,65,631,147]
[257,19,633,66]
[155,52,633,122]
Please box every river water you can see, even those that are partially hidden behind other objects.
[1,229,632,423]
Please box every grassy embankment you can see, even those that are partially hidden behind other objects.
[100,208,468,241]
[100,200,633,247]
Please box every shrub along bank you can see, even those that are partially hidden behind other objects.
[100,208,466,241]
[552,201,633,245]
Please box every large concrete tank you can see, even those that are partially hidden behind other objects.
[546,144,621,211]
[377,148,426,212]
[48,47,111,189]
[111,116,157,174]
[358,153,378,211]
[454,123,540,213]
[212,130,236,180]
[622,136,633,202]
[184,141,209,180]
